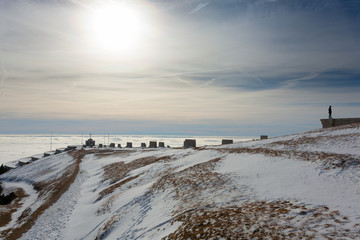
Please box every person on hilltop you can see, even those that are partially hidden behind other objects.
[328,105,332,118]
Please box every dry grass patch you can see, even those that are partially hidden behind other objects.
[103,162,128,184]
[0,188,28,228]
[164,201,358,239]
[268,133,360,149]
[151,158,230,215]
[219,147,360,170]
[95,214,124,239]
[98,156,173,202]
[102,155,172,184]
[97,174,140,202]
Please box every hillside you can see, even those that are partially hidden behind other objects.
[1,124,360,239]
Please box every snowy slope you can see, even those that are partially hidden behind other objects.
[1,124,360,239]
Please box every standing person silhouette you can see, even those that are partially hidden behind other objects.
[328,105,332,118]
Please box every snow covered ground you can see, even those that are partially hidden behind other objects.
[1,124,360,239]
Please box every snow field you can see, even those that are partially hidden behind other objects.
[0,124,360,239]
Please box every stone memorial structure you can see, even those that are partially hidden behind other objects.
[55,149,62,154]
[85,137,95,147]
[320,118,360,128]
[222,139,233,145]
[149,141,157,148]
[65,146,77,151]
[44,152,52,157]
[184,139,196,148]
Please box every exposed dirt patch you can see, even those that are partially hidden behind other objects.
[102,155,172,184]
[151,158,231,215]
[0,150,86,240]
[95,157,224,238]
[100,155,172,191]
[96,155,174,215]
[0,188,28,228]
[103,161,128,184]
[95,214,123,240]
[97,174,140,202]
[164,201,358,239]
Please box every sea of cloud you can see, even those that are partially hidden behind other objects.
[0,134,253,165]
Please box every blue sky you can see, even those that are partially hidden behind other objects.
[0,0,359,136]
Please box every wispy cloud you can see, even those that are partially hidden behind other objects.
[0,0,359,134]
[0,69,6,97]
[188,2,209,14]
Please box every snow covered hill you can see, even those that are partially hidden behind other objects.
[1,124,360,239]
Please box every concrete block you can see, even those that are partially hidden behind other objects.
[222,139,233,145]
[184,139,196,148]
[55,149,63,154]
[159,142,165,147]
[141,143,146,148]
[44,153,50,157]
[126,142,132,148]
[65,146,77,151]
[320,118,360,128]
[18,161,29,166]
[260,135,268,140]
[149,141,157,148]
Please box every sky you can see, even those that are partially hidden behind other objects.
[0,0,359,136]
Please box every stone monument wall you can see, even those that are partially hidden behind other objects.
[320,118,360,128]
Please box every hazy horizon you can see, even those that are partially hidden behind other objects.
[0,134,255,165]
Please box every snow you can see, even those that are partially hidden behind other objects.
[1,125,360,239]
[1,152,75,183]
[218,153,360,221]
[0,181,38,232]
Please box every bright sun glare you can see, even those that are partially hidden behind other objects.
[85,3,147,55]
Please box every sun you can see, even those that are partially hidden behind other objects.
[85,2,147,55]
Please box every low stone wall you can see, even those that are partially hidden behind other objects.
[320,118,360,128]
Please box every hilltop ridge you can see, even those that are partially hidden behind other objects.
[1,124,360,239]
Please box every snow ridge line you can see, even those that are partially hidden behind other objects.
[0,177,36,187]
[0,150,84,240]
[79,191,152,240]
